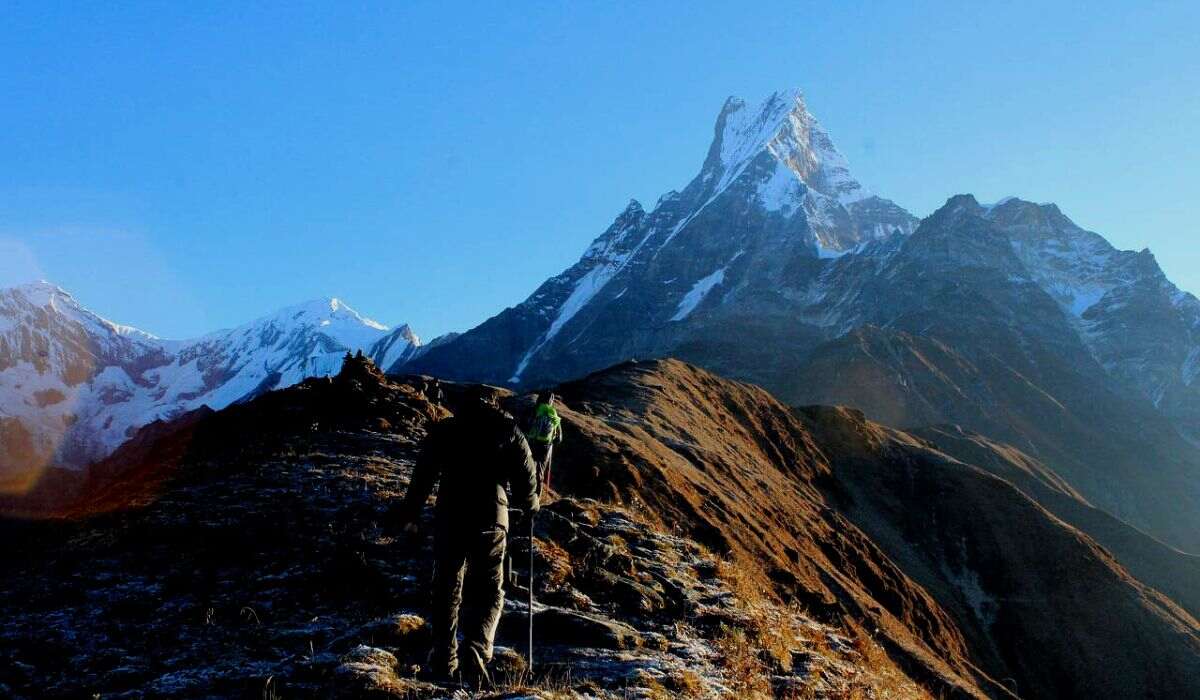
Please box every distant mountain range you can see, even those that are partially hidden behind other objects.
[0,283,421,477]
[4,88,1199,555]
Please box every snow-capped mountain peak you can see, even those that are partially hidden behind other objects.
[0,285,420,474]
[903,194,1200,430]
[3,280,160,343]
[412,89,918,387]
[702,89,870,206]
[217,297,392,352]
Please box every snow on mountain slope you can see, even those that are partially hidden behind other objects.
[979,197,1200,435]
[405,161,1200,553]
[170,298,392,408]
[669,251,744,322]
[402,92,1200,465]
[992,199,1133,317]
[369,324,422,373]
[709,88,869,205]
[0,283,419,476]
[414,89,919,387]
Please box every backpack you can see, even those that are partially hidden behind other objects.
[527,404,560,444]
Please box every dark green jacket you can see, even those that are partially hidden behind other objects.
[398,407,539,532]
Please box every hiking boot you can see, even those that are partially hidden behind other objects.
[459,649,493,691]
[420,652,459,686]
[416,668,461,687]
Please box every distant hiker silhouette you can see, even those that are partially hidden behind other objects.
[394,385,539,687]
[525,391,563,495]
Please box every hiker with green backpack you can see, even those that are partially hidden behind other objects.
[504,391,564,594]
[526,391,563,495]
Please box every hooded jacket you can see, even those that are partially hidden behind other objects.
[398,406,539,532]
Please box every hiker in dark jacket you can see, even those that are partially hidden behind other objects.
[395,386,539,686]
[525,391,563,495]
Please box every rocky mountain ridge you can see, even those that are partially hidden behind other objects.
[404,91,1200,555]
[3,356,1196,698]
[0,282,422,479]
[405,89,918,387]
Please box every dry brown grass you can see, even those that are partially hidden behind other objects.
[844,624,937,700]
[715,558,806,669]
[665,668,707,697]
[490,662,580,699]
[623,670,674,700]
[711,557,936,700]
[532,536,574,591]
[828,685,872,700]
[714,624,774,699]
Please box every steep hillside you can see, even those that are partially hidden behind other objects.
[796,406,1199,699]
[552,360,1200,698]
[787,309,1200,554]
[0,357,944,699]
[911,424,1200,620]
[4,357,1196,698]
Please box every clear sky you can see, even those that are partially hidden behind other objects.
[1,1,1197,340]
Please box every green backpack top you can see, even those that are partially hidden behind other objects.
[527,403,562,444]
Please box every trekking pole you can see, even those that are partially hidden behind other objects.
[528,511,535,674]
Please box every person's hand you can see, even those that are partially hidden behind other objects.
[513,511,535,537]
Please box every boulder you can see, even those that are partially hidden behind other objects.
[357,613,430,655]
[518,607,643,650]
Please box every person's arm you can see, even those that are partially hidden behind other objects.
[395,427,445,527]
[553,413,564,444]
[505,425,540,516]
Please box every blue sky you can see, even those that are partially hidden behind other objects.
[1,1,1197,339]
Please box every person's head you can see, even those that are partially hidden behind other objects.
[461,385,498,415]
[536,391,555,407]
